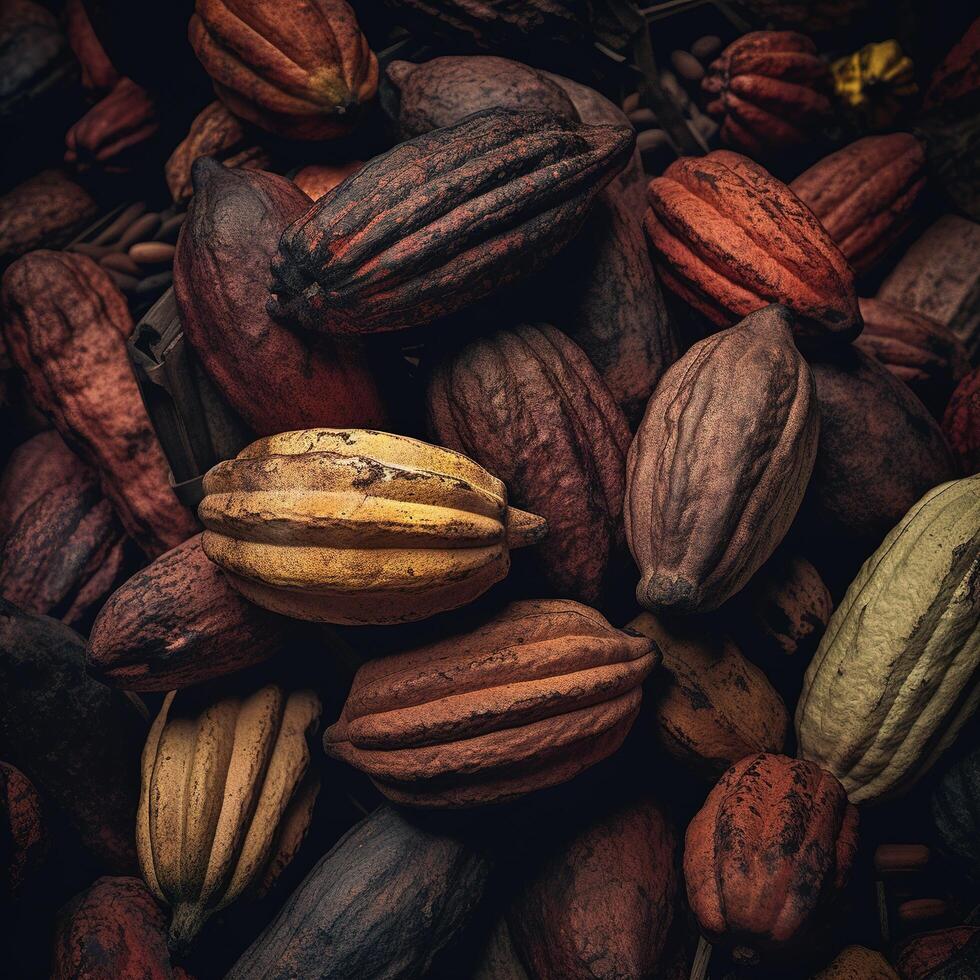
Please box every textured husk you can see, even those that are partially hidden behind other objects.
[811,945,898,979]
[0,761,45,899]
[324,599,657,807]
[932,745,980,874]
[944,365,980,475]
[64,0,118,93]
[924,16,980,109]
[896,926,980,979]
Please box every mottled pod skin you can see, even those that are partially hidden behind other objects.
[189,0,378,140]
[897,927,980,979]
[0,761,45,899]
[702,31,833,157]
[790,134,927,276]
[324,599,657,807]
[626,305,819,615]
[174,159,389,436]
[645,151,860,343]
[943,365,980,475]
[1,251,199,557]
[268,108,634,332]
[427,324,631,605]
[683,753,859,965]
[507,796,678,979]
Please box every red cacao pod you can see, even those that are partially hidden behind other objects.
[0,761,45,899]
[645,150,860,343]
[924,17,980,109]
[64,0,118,93]
[897,926,980,979]
[944,365,980,475]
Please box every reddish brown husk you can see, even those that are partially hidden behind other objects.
[292,160,363,200]
[507,796,678,979]
[924,17,980,109]
[944,365,980,475]
[426,324,631,605]
[1,251,199,557]
[702,31,833,157]
[64,0,119,93]
[0,761,45,899]
[684,753,859,965]
[790,134,927,275]
[897,926,980,979]
[644,151,860,343]
[174,159,389,436]
[87,534,292,691]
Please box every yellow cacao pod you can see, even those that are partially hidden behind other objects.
[831,40,918,130]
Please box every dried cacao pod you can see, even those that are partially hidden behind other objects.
[268,108,634,332]
[896,927,980,979]
[684,752,859,965]
[796,476,980,804]
[189,0,378,140]
[227,804,492,980]
[507,795,678,979]
[702,31,833,158]
[0,169,97,269]
[0,600,146,872]
[52,876,189,980]
[88,534,293,691]
[626,305,819,614]
[645,151,860,343]
[324,599,657,807]
[2,251,199,557]
[64,76,160,173]
[932,745,980,874]
[387,55,578,139]
[924,17,980,109]
[812,946,898,979]
[65,0,118,94]
[790,134,927,276]
[629,613,788,777]
[174,159,389,436]
[165,101,271,204]
[426,324,630,605]
[199,428,547,625]
[138,682,321,950]
[291,160,362,200]
[855,297,969,416]
[0,0,72,122]
[944,366,980,475]
[0,761,45,900]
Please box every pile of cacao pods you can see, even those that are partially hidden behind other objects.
[1,1,980,978]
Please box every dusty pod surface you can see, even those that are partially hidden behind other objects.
[198,428,547,625]
[324,599,657,807]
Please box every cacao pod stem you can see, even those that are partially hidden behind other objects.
[504,507,548,549]
[168,903,206,956]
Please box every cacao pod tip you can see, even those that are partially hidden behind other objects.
[504,507,548,549]
[167,902,206,956]
[637,573,703,615]
[386,60,414,88]
[190,155,224,194]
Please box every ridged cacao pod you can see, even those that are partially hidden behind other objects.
[944,366,980,475]
[268,108,634,332]
[0,600,146,872]
[813,946,898,979]
[790,134,927,276]
[933,746,980,874]
[88,534,293,691]
[0,169,97,269]
[507,796,678,979]
[739,0,870,32]
[65,0,118,94]
[198,428,547,625]
[626,305,818,614]
[291,160,362,200]
[228,804,492,980]
[2,251,199,558]
[52,876,189,980]
[702,31,833,158]
[924,17,980,109]
[918,931,980,980]
[796,476,980,804]
[174,159,389,436]
[138,682,321,950]
[645,151,860,343]
[0,761,45,899]
[324,599,657,807]
[629,613,788,777]
[165,101,271,204]
[684,752,859,965]
[897,927,980,979]
[64,76,160,173]
[426,323,630,605]
[855,297,969,416]
[189,0,378,140]
[830,40,918,132]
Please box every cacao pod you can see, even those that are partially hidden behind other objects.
[702,31,833,158]
[198,428,547,625]
[0,599,146,872]
[629,613,788,777]
[426,323,631,605]
[174,159,390,436]
[474,915,529,980]
[626,305,819,614]
[324,599,657,807]
[64,0,118,94]
[684,752,859,965]
[932,746,980,874]
[87,534,294,691]
[645,151,860,342]
[855,296,969,416]
[227,804,492,980]
[812,946,898,979]
[189,0,378,140]
[790,134,927,276]
[52,876,188,980]
[2,251,199,557]
[830,40,918,132]
[291,160,362,200]
[897,927,980,979]
[138,682,321,950]
[507,795,678,979]
[917,930,980,979]
[796,475,980,804]
[0,761,45,899]
[944,365,980,475]
[924,17,980,109]
[268,108,634,333]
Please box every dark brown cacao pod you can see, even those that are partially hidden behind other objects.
[65,0,118,94]
[943,365,980,475]
[0,761,45,899]
[924,16,980,109]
